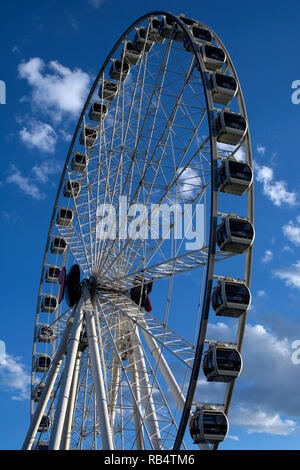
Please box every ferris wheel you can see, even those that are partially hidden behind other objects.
[22,11,254,451]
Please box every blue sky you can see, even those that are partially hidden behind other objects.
[1,0,300,450]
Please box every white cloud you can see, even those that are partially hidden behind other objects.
[18,57,91,121]
[273,261,300,290]
[0,347,30,401]
[257,290,266,298]
[256,144,266,155]
[262,249,273,263]
[20,119,57,153]
[283,220,300,246]
[231,407,298,436]
[254,161,297,207]
[31,160,62,184]
[6,164,45,200]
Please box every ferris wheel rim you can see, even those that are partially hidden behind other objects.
[28,10,254,450]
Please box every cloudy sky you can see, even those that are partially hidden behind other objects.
[1,0,300,450]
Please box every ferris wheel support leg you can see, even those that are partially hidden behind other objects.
[109,352,121,428]
[60,351,82,450]
[22,317,73,450]
[85,308,114,450]
[132,327,162,450]
[128,348,145,450]
[49,298,84,450]
[139,323,186,412]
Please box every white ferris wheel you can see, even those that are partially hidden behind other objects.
[22,11,254,451]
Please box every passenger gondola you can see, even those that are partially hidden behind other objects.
[210,72,237,105]
[79,126,97,147]
[130,275,153,312]
[212,279,251,318]
[35,441,49,450]
[133,27,153,52]
[172,14,198,42]
[37,324,54,343]
[41,295,57,313]
[147,17,165,43]
[50,236,66,255]
[199,44,226,71]
[35,353,51,373]
[218,158,253,195]
[159,15,176,39]
[184,25,212,52]
[38,415,50,433]
[216,214,254,254]
[32,383,45,402]
[70,152,87,172]
[203,343,242,382]
[189,406,228,444]
[98,80,119,102]
[45,265,60,283]
[109,58,130,81]
[63,180,81,198]
[56,207,74,227]
[88,101,108,121]
[122,41,142,66]
[215,110,247,146]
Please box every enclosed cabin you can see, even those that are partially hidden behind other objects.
[218,158,253,196]
[174,14,198,42]
[45,265,60,283]
[215,110,247,146]
[38,415,50,433]
[212,279,251,318]
[130,275,153,312]
[35,441,49,450]
[98,80,119,102]
[203,343,242,383]
[216,214,254,254]
[122,40,142,66]
[78,331,88,352]
[210,72,238,105]
[50,236,66,255]
[32,383,45,402]
[189,406,228,445]
[88,101,108,122]
[147,17,165,43]
[70,152,87,172]
[199,44,226,72]
[159,15,176,39]
[63,179,81,198]
[118,330,133,361]
[79,126,97,147]
[41,295,57,313]
[184,25,212,52]
[37,324,54,343]
[56,207,74,227]
[35,353,51,373]
[133,27,154,52]
[109,58,130,82]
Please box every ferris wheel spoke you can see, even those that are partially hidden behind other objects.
[98,293,195,368]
